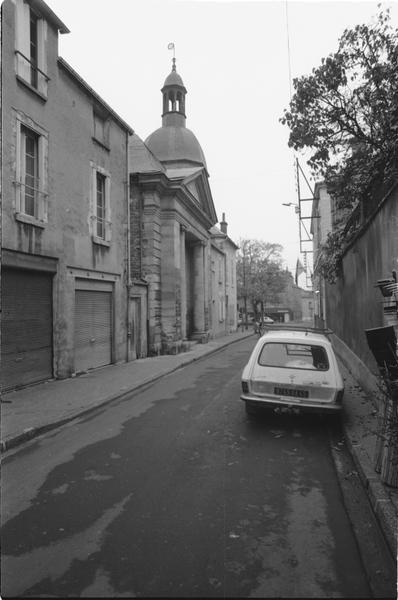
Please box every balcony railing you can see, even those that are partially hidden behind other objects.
[14,178,47,220]
[15,50,50,96]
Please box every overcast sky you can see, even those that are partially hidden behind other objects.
[48,0,397,286]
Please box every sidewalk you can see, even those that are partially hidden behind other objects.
[1,328,397,559]
[0,330,254,452]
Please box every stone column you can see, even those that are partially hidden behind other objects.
[180,225,187,339]
[192,240,206,339]
[203,240,210,332]
[161,219,180,348]
[142,191,162,354]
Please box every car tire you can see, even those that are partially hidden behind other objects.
[245,402,257,416]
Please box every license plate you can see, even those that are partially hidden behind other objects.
[274,387,309,399]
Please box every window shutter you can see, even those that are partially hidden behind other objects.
[90,164,96,235]
[16,121,23,212]
[38,134,48,220]
[15,0,31,82]
[105,176,111,241]
[37,19,48,96]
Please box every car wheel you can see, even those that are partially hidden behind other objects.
[245,402,257,416]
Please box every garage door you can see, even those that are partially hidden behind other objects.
[1,268,53,390]
[74,290,112,372]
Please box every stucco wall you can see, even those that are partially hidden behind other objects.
[2,0,129,379]
[326,187,398,376]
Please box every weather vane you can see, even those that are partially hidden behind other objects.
[167,42,176,69]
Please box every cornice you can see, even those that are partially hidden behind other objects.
[134,171,170,194]
[174,188,215,229]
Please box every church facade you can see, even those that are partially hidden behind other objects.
[128,59,238,356]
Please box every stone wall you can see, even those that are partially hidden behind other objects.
[326,185,398,377]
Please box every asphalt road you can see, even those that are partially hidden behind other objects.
[0,337,393,597]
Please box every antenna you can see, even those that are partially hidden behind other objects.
[285,2,314,289]
[285,1,293,102]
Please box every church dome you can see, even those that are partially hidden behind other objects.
[145,57,207,169]
[145,126,207,168]
[163,70,184,87]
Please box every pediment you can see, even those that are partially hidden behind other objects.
[181,169,218,225]
[186,179,201,204]
[164,166,217,225]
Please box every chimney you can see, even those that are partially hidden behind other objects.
[220,212,228,235]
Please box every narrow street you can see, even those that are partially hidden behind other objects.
[1,338,394,597]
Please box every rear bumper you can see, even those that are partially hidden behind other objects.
[240,393,342,414]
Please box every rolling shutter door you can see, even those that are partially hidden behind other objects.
[74,290,112,372]
[1,268,53,390]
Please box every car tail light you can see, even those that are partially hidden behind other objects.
[242,381,249,394]
[335,389,344,404]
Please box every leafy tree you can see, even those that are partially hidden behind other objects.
[281,8,398,281]
[237,239,287,322]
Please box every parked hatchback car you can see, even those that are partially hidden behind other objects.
[241,327,344,415]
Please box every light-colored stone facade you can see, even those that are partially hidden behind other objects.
[128,62,238,354]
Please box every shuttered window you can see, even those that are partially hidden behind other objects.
[1,269,53,390]
[74,290,112,372]
[15,0,48,96]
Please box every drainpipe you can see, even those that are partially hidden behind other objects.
[224,247,228,334]
[126,132,131,362]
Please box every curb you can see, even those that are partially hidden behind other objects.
[341,423,397,560]
[1,333,254,454]
[330,341,397,561]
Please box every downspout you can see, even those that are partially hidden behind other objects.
[126,132,131,362]
[224,246,228,335]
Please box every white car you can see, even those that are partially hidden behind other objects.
[241,327,344,415]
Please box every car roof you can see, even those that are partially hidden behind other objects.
[259,329,331,346]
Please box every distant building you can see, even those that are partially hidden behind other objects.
[1,0,132,390]
[209,215,239,336]
[311,181,334,328]
[240,270,313,323]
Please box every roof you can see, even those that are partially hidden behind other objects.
[261,328,331,346]
[163,70,185,88]
[209,225,223,237]
[165,166,202,180]
[210,225,239,250]
[129,133,165,174]
[57,58,133,134]
[30,0,69,33]
[145,126,207,168]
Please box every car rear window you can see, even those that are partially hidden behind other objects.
[258,342,329,371]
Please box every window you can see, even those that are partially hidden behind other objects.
[15,0,48,97]
[96,172,106,238]
[219,294,225,322]
[29,10,38,87]
[258,342,329,371]
[218,257,223,283]
[93,110,110,148]
[91,164,111,244]
[22,125,39,216]
[15,118,48,223]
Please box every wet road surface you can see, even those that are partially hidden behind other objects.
[1,338,391,597]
